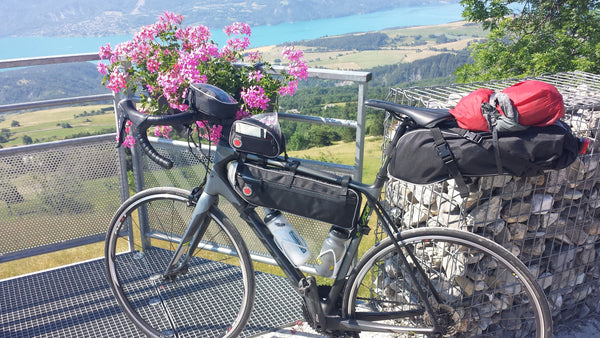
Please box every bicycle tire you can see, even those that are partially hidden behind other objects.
[343,227,552,337]
[105,187,256,337]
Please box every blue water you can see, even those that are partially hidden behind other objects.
[0,3,463,60]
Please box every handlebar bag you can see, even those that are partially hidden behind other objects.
[388,120,581,186]
[229,113,285,158]
[230,161,361,229]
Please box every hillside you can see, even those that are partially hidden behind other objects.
[253,21,484,70]
[0,0,458,37]
[0,63,108,105]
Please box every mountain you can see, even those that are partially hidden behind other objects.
[0,0,458,37]
[0,63,107,105]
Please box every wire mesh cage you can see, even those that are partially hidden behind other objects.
[381,71,600,325]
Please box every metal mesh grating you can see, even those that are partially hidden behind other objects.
[383,71,600,324]
[0,134,124,262]
[0,255,301,337]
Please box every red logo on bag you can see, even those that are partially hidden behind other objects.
[233,137,242,148]
[242,184,252,196]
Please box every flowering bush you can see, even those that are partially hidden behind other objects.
[98,11,308,144]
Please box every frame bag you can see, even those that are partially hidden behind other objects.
[230,161,361,229]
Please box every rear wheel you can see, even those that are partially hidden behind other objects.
[105,187,255,337]
[343,227,552,337]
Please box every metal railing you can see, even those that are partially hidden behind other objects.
[0,52,371,263]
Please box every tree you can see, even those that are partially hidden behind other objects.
[11,120,20,127]
[456,0,600,81]
[22,135,33,145]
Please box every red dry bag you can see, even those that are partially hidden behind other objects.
[450,80,565,132]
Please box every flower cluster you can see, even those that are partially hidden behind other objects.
[98,11,308,145]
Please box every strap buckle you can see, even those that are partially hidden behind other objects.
[463,131,483,143]
[436,143,453,164]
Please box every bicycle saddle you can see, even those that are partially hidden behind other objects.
[365,99,453,128]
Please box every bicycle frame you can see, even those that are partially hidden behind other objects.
[156,115,445,335]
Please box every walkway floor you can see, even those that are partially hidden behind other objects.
[3,257,599,337]
[0,257,302,337]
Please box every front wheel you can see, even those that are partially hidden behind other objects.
[105,187,256,337]
[343,227,552,337]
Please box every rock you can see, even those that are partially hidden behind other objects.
[538,272,553,289]
[531,194,554,214]
[563,189,584,200]
[405,182,437,206]
[469,196,504,226]
[500,179,534,200]
[501,201,531,223]
[479,175,512,190]
[583,218,600,235]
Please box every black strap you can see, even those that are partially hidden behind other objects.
[430,127,470,198]
[457,129,483,143]
[284,160,300,189]
[481,102,504,175]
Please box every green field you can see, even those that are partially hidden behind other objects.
[254,21,485,70]
[0,104,116,147]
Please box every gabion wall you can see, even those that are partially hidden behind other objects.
[383,71,600,324]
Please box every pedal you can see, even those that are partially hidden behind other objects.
[298,276,326,331]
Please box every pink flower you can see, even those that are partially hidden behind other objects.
[236,110,252,120]
[282,45,309,80]
[146,55,160,73]
[278,80,299,97]
[224,22,251,37]
[196,121,223,143]
[227,37,251,51]
[122,135,136,148]
[241,85,270,110]
[177,25,211,51]
[107,69,127,93]
[159,11,184,26]
[248,70,263,82]
[98,43,112,59]
[154,125,172,139]
[97,62,108,75]
[246,51,262,63]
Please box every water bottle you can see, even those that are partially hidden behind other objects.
[264,209,311,267]
[315,228,348,278]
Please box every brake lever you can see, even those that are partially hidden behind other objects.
[116,113,128,148]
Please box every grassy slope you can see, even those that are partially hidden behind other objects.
[0,104,115,147]
[252,21,485,70]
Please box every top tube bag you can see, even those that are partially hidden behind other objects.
[229,113,285,158]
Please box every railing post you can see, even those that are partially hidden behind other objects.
[354,80,368,182]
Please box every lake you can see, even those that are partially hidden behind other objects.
[0,3,463,60]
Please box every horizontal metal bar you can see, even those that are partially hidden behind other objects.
[0,234,105,263]
[278,112,357,128]
[0,133,116,156]
[0,52,100,69]
[0,93,114,113]
[237,62,372,83]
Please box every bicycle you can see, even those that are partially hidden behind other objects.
[104,84,552,337]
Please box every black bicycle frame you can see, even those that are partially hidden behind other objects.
[161,115,445,335]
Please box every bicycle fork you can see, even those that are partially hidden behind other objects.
[161,192,217,281]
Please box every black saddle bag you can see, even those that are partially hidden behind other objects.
[231,161,361,229]
[389,120,581,192]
